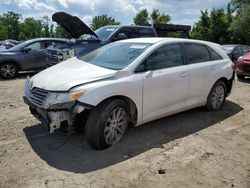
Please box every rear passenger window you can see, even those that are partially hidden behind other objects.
[138,29,155,37]
[207,47,223,60]
[184,43,210,64]
[146,43,184,70]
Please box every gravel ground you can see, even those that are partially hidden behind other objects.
[0,74,250,188]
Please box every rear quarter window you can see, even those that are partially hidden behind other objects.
[207,47,223,60]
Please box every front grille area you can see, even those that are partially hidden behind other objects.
[29,88,49,108]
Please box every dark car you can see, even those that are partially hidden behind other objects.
[46,12,158,66]
[236,52,250,79]
[0,38,69,79]
[222,44,250,62]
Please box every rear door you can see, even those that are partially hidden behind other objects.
[140,43,189,123]
[183,43,223,108]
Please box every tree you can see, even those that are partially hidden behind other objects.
[230,0,250,44]
[150,9,171,24]
[190,7,234,44]
[133,9,150,26]
[42,16,50,37]
[0,11,21,40]
[54,25,71,38]
[90,15,120,30]
[19,18,43,40]
[230,4,250,43]
[190,10,211,41]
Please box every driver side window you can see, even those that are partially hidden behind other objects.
[146,43,184,70]
[26,41,47,51]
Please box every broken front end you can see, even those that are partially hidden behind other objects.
[23,77,91,133]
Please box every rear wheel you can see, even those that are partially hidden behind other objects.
[237,74,245,80]
[206,80,226,111]
[85,99,129,150]
[0,63,18,79]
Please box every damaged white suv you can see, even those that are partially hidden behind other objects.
[23,38,234,150]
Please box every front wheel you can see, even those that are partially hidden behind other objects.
[85,99,129,150]
[206,81,227,111]
[0,63,18,79]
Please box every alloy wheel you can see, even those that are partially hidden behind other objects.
[104,107,127,145]
[0,64,17,78]
[211,85,225,109]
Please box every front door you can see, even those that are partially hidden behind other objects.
[20,41,51,70]
[141,43,189,123]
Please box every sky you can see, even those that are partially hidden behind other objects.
[0,0,231,27]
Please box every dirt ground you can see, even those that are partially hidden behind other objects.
[0,73,250,188]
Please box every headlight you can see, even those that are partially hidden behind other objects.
[44,91,85,109]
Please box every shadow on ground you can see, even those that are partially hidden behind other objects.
[23,100,243,174]
[237,77,250,84]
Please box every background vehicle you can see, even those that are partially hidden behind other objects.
[47,12,191,67]
[222,44,250,62]
[24,38,234,150]
[0,38,69,79]
[235,52,250,79]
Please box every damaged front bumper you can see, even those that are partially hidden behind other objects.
[23,77,90,133]
[23,96,86,133]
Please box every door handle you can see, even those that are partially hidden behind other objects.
[179,72,188,78]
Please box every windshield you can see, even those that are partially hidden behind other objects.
[9,40,30,51]
[95,26,118,41]
[80,26,118,41]
[79,42,152,70]
[222,45,235,53]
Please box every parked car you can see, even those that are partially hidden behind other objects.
[235,52,250,79]
[46,12,158,67]
[222,44,250,62]
[0,41,15,51]
[0,38,70,79]
[23,38,234,150]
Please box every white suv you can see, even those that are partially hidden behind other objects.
[23,38,234,150]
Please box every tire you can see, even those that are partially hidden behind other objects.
[0,63,18,79]
[205,80,227,111]
[85,99,129,150]
[237,74,245,80]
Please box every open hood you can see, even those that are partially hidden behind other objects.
[52,12,98,39]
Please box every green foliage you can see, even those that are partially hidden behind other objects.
[133,9,150,26]
[190,7,234,44]
[134,9,171,26]
[19,18,43,40]
[191,1,250,44]
[0,12,21,40]
[150,9,171,24]
[90,15,120,30]
[231,4,250,43]
[55,25,71,38]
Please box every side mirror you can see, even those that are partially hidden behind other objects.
[22,47,31,53]
[113,33,128,41]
